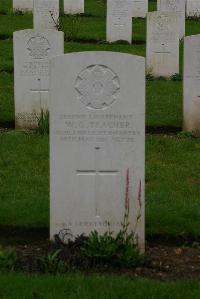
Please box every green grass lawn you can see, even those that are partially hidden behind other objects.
[0,131,199,240]
[0,273,199,299]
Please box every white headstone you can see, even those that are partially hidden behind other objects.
[64,0,84,14]
[132,0,148,18]
[14,29,64,129]
[106,0,133,43]
[146,12,179,77]
[50,52,145,252]
[183,35,200,136]
[186,0,200,17]
[13,0,33,12]
[157,0,185,39]
[33,0,59,30]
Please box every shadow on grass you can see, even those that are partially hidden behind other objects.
[0,225,49,246]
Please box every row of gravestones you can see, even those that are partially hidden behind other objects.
[13,0,200,17]
[13,0,148,17]
[11,1,199,252]
[13,0,85,14]
[12,1,199,43]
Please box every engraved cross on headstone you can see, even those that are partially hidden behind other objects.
[30,78,49,107]
[76,147,118,217]
[114,15,126,39]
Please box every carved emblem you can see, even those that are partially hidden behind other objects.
[75,65,120,109]
[27,35,50,59]
[156,15,169,32]
[167,0,178,10]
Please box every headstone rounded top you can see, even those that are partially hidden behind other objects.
[51,51,145,63]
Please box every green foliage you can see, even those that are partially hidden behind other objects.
[57,15,82,42]
[0,246,17,271]
[36,109,49,135]
[177,131,194,138]
[0,273,200,299]
[146,73,154,81]
[81,230,144,268]
[171,73,183,81]
[40,250,66,274]
[187,15,200,22]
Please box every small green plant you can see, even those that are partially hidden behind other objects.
[187,14,200,22]
[81,230,144,268]
[171,73,183,81]
[81,169,144,268]
[40,250,66,274]
[51,11,81,42]
[146,73,155,81]
[0,246,17,271]
[36,109,49,135]
[62,15,82,42]
[177,131,194,139]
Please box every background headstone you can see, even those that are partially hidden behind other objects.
[183,34,200,136]
[33,0,59,30]
[132,0,148,18]
[14,29,64,129]
[64,0,84,14]
[13,0,33,12]
[146,12,179,77]
[157,0,185,39]
[107,0,133,43]
[50,52,145,252]
[186,0,200,17]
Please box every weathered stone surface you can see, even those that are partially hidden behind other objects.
[146,12,179,77]
[33,0,59,30]
[64,0,84,14]
[13,0,33,11]
[132,0,148,18]
[186,0,200,17]
[50,52,145,252]
[106,0,133,43]
[14,29,64,129]
[183,34,200,136]
[157,0,185,39]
